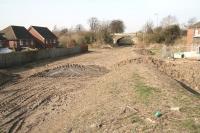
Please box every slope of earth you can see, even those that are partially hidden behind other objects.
[0,47,199,133]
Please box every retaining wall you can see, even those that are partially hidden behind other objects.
[0,45,88,68]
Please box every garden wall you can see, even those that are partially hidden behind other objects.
[0,45,88,68]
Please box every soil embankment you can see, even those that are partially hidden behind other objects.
[132,49,200,94]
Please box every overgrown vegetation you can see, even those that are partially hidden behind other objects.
[110,20,125,33]
[58,31,96,48]
[138,15,188,45]
[54,17,126,48]
[138,24,182,44]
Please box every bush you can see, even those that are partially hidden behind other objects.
[102,32,113,44]
[162,25,181,44]
[57,25,113,47]
[58,32,96,48]
[141,25,181,44]
[83,32,96,44]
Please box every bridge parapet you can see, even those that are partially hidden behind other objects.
[112,33,137,44]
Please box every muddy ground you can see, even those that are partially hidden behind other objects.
[0,47,200,133]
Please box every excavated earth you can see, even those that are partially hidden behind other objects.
[32,64,109,78]
[0,47,199,133]
[116,56,200,94]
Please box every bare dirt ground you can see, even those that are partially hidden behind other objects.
[0,47,200,133]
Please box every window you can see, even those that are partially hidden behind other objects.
[53,39,57,43]
[31,40,34,45]
[19,40,23,46]
[27,40,30,46]
[17,41,20,46]
[23,40,27,46]
[0,41,2,47]
[24,40,27,46]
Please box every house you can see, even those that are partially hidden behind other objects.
[28,26,58,48]
[0,33,8,48]
[1,26,35,50]
[187,22,200,44]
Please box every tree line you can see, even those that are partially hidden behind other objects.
[54,15,198,47]
[139,15,198,44]
[53,17,125,47]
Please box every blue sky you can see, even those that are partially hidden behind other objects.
[0,0,199,32]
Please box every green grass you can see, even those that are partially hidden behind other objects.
[135,82,154,99]
[132,72,159,104]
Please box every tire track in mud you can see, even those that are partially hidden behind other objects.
[0,80,55,133]
[3,95,52,133]
[1,94,54,133]
[0,78,60,132]
[3,87,54,118]
[0,64,110,133]
[0,80,52,112]
[32,64,109,78]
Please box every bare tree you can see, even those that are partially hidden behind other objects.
[161,15,178,27]
[52,25,58,32]
[96,21,112,43]
[75,24,84,32]
[60,28,68,35]
[187,17,197,27]
[52,25,60,36]
[109,20,125,33]
[143,21,154,34]
[88,17,99,32]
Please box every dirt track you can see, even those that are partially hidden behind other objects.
[0,47,200,133]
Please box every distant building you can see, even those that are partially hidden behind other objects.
[187,22,200,44]
[0,33,8,48]
[1,26,35,50]
[28,26,58,48]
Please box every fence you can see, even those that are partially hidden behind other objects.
[161,44,200,59]
[0,45,88,68]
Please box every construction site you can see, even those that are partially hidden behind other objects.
[0,44,200,133]
[1,0,200,132]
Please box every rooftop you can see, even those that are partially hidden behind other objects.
[30,26,57,39]
[1,26,33,40]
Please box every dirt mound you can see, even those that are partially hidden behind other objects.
[115,56,200,94]
[138,57,200,94]
[33,64,109,78]
[133,49,154,55]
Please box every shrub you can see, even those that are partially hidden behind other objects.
[141,25,181,44]
[102,32,113,44]
[162,25,181,44]
[58,32,97,48]
[57,23,114,47]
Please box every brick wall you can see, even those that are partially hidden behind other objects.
[187,28,194,44]
[187,28,200,44]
